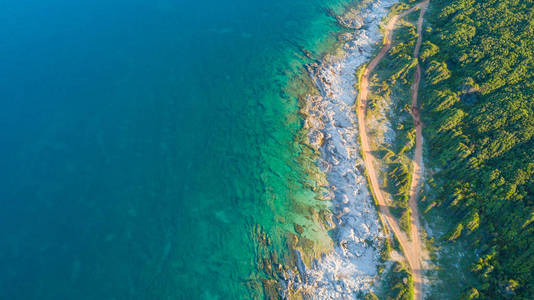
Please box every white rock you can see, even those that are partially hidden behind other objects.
[291,0,399,298]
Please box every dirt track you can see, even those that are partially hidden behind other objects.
[356,1,429,299]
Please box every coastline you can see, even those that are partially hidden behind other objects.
[285,0,400,297]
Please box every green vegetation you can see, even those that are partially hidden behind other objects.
[381,262,415,300]
[364,292,380,300]
[419,0,534,298]
[367,14,419,234]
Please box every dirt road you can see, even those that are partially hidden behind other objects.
[407,1,428,299]
[356,1,429,299]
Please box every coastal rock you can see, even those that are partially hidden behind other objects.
[294,224,305,235]
[292,0,398,298]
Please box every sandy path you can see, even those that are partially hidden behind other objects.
[407,1,428,299]
[356,1,428,299]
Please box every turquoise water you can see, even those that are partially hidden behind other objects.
[0,0,352,298]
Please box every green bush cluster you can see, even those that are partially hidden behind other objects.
[420,0,534,298]
[383,262,415,300]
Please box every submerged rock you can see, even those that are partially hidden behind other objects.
[287,0,399,298]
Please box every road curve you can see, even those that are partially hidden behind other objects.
[356,1,429,299]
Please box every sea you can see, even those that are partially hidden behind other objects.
[0,0,355,299]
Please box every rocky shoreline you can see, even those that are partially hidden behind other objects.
[283,0,399,298]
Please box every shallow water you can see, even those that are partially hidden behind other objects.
[0,0,353,299]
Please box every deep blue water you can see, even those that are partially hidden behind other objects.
[0,0,349,298]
